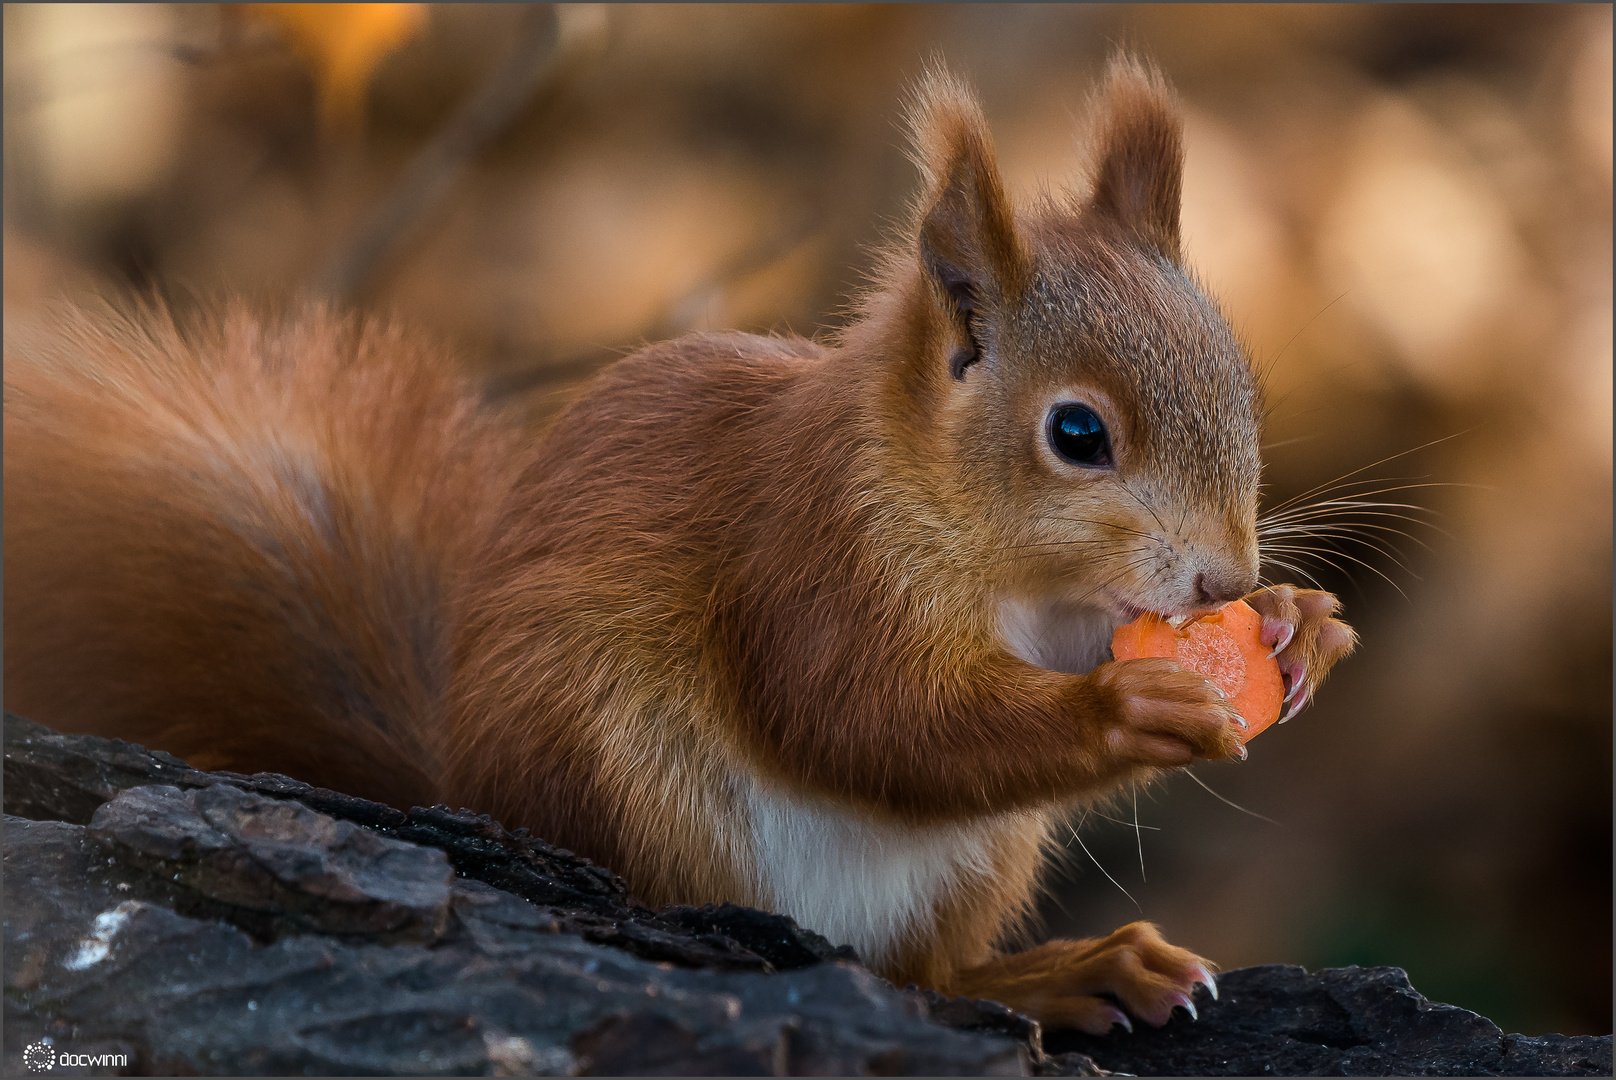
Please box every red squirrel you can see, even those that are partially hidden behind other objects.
[4,58,1355,1033]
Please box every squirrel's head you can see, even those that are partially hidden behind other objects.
[885,57,1260,625]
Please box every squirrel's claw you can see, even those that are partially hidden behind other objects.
[1193,965,1219,1001]
[1282,660,1307,702]
[1094,1005,1132,1035]
[1263,619,1295,659]
[1279,683,1311,724]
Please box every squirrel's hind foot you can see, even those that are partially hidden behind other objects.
[949,921,1215,1036]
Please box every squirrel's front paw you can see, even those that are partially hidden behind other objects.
[1088,657,1246,768]
[1242,585,1356,722]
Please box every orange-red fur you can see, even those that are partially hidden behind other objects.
[4,58,1355,1030]
[5,305,519,809]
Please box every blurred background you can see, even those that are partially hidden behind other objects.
[4,3,1609,1037]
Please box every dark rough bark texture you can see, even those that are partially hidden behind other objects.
[1042,965,1612,1077]
[4,713,1609,1077]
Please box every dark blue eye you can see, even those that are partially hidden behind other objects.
[1048,404,1112,467]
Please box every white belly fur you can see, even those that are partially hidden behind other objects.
[740,776,1048,967]
[996,596,1116,674]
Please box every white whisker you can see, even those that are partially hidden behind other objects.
[1182,769,1281,826]
[1068,813,1142,912]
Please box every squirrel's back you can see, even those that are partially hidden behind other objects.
[3,301,523,808]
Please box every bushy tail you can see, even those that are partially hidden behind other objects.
[3,300,522,808]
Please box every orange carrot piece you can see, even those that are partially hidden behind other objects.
[1111,599,1285,740]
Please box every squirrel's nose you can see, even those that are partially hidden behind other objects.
[1193,570,1252,607]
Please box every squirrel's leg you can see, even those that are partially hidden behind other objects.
[946,923,1216,1035]
[1242,586,1356,722]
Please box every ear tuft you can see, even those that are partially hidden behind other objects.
[905,66,1026,379]
[1084,55,1185,262]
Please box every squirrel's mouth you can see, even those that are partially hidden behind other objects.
[1104,594,1152,625]
[1106,593,1217,627]
[1098,591,1163,624]
[1116,602,1149,622]
[1122,607,1217,628]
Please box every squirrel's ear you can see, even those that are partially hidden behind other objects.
[1084,56,1185,262]
[907,69,1027,380]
